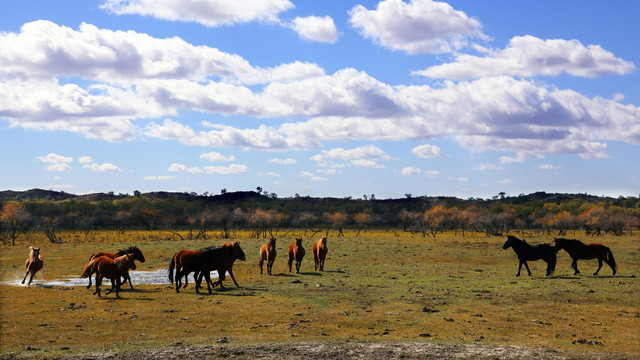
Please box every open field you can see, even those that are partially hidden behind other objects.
[1,230,638,359]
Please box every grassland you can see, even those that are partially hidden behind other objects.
[0,230,638,359]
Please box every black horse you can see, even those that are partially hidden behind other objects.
[503,235,556,276]
[194,241,246,294]
[554,238,616,276]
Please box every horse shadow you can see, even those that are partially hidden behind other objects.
[298,272,322,276]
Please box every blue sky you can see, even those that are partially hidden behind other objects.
[1,0,638,199]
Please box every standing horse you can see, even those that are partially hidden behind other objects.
[85,246,145,290]
[288,237,305,274]
[259,238,277,275]
[194,241,246,293]
[312,236,328,271]
[81,254,137,298]
[554,238,616,276]
[502,235,556,276]
[22,246,43,286]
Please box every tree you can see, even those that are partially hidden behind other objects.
[0,203,31,245]
[354,211,375,236]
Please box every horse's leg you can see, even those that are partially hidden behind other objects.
[204,272,213,295]
[114,277,121,298]
[87,274,93,289]
[523,261,532,276]
[603,258,615,275]
[27,271,35,285]
[594,258,603,276]
[174,270,182,293]
[516,261,523,277]
[572,260,580,275]
[126,272,134,289]
[94,276,102,297]
[21,269,30,284]
[227,269,239,288]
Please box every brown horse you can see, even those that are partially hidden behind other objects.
[81,254,137,298]
[312,236,328,271]
[194,241,246,293]
[288,237,305,274]
[259,238,277,275]
[22,246,43,286]
[168,248,202,292]
[85,246,145,289]
[554,238,616,276]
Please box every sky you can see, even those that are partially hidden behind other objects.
[0,0,638,200]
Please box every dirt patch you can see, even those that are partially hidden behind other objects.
[3,342,629,360]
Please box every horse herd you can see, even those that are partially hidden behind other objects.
[18,235,616,298]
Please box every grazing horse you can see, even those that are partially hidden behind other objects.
[81,254,137,298]
[85,246,145,289]
[502,235,555,277]
[194,241,246,293]
[288,237,305,274]
[554,238,616,276]
[259,238,277,275]
[22,246,43,286]
[312,236,328,271]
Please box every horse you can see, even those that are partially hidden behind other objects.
[288,237,305,274]
[85,246,145,290]
[81,254,137,298]
[502,235,556,277]
[554,238,616,276]
[168,248,202,293]
[194,241,246,294]
[259,238,277,275]
[312,236,328,271]
[21,246,43,286]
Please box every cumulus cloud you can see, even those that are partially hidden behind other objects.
[349,0,486,54]
[289,16,339,43]
[143,175,174,181]
[100,0,294,27]
[310,144,392,168]
[415,35,636,79]
[38,153,73,164]
[538,164,563,170]
[412,144,444,158]
[400,166,421,175]
[204,164,249,174]
[426,170,440,178]
[499,178,514,184]
[78,156,93,164]
[83,162,122,172]
[46,163,73,172]
[200,152,236,162]
[168,163,203,173]
[474,163,502,171]
[268,158,297,165]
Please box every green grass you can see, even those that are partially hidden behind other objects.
[0,230,638,357]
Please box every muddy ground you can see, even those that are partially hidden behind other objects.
[2,341,632,360]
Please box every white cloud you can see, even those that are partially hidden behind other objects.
[412,144,444,158]
[78,156,93,164]
[38,153,73,164]
[538,164,563,170]
[264,171,282,177]
[168,163,203,173]
[400,166,421,175]
[321,144,392,161]
[351,159,385,168]
[290,16,339,44]
[426,170,440,179]
[268,158,297,165]
[100,0,294,27]
[474,163,502,171]
[415,35,636,79]
[83,162,122,172]
[499,178,514,184]
[204,164,249,174]
[299,171,314,177]
[311,176,328,182]
[457,177,469,182]
[143,175,174,181]
[349,0,486,54]
[46,163,72,172]
[200,152,236,162]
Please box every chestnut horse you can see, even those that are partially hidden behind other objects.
[22,246,43,286]
[288,237,305,273]
[259,238,277,275]
[554,238,616,276]
[503,235,556,277]
[168,248,201,292]
[85,246,145,289]
[81,254,137,298]
[312,236,328,271]
[194,241,246,293]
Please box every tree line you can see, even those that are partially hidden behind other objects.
[1,190,638,245]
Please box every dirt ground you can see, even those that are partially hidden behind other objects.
[2,341,633,360]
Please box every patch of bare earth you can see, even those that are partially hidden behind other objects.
[4,342,631,360]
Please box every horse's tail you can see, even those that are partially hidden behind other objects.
[168,254,176,286]
[607,248,617,273]
[81,259,95,278]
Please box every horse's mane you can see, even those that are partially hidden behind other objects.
[507,235,527,245]
[555,238,583,245]
[116,246,139,255]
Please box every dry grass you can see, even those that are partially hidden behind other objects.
[0,230,638,358]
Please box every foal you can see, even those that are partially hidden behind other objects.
[22,246,43,286]
[259,238,277,275]
[288,237,305,274]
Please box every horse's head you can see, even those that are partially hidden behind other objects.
[29,246,40,257]
[321,236,327,246]
[296,237,303,246]
[232,241,246,261]
[130,246,146,263]
[502,236,513,250]
[269,237,277,247]
[553,238,565,252]
[116,253,137,271]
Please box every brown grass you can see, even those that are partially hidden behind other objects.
[0,230,638,358]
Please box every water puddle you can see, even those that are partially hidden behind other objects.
[1,269,219,287]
